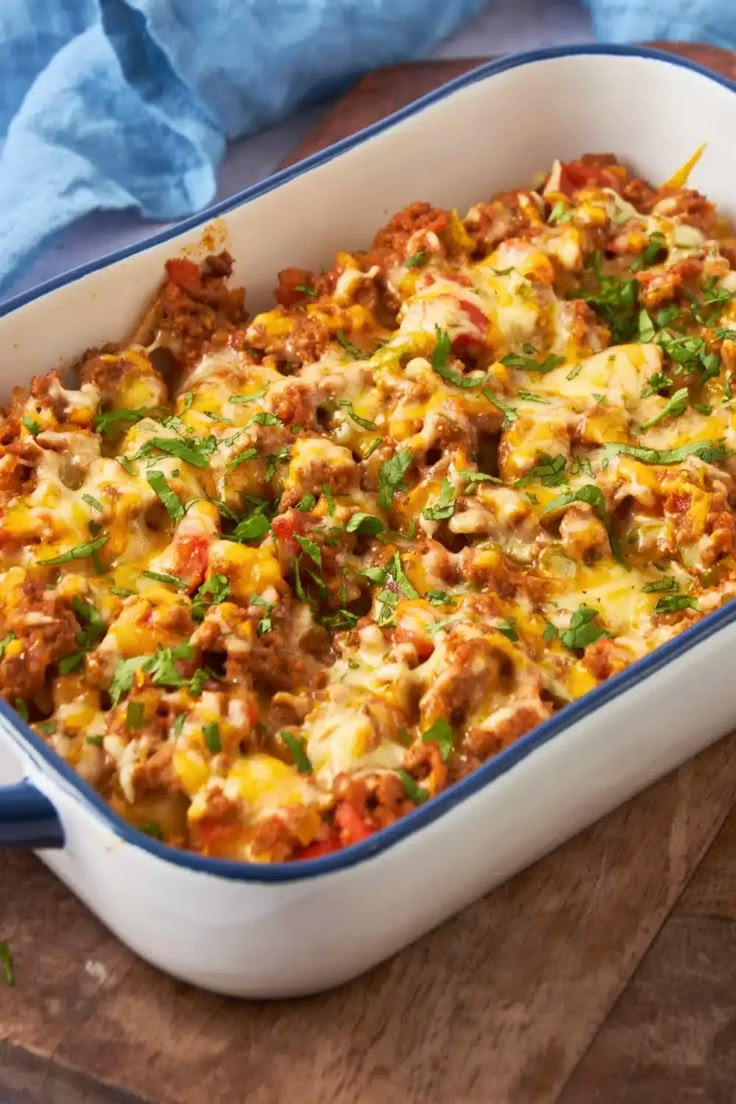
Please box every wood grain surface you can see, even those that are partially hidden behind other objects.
[3,42,736,1104]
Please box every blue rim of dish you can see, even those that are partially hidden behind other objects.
[1,42,735,882]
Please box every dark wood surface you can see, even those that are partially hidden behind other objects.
[3,42,736,1104]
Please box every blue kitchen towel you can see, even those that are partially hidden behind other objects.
[2,0,736,294]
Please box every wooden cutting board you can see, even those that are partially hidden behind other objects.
[3,43,736,1104]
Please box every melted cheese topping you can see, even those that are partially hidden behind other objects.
[6,153,736,862]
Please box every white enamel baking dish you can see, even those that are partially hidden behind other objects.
[1,45,736,999]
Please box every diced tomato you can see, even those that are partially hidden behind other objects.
[296,835,341,860]
[271,510,307,553]
[458,299,488,332]
[173,533,210,588]
[165,257,200,290]
[335,802,373,846]
[556,161,621,197]
[275,267,315,307]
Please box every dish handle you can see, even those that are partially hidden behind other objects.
[0,781,64,848]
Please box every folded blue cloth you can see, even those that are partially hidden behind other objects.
[2,0,736,294]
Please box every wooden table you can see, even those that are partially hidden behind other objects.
[3,42,736,1104]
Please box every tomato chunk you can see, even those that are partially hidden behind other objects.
[335,802,373,845]
[165,257,200,290]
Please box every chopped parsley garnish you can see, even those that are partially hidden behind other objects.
[229,504,271,543]
[82,493,104,513]
[281,730,312,773]
[363,437,382,459]
[131,434,217,468]
[229,386,269,405]
[654,594,700,614]
[109,642,194,706]
[0,631,16,659]
[126,701,145,731]
[142,570,188,589]
[604,440,733,465]
[638,309,656,343]
[496,619,519,642]
[94,405,162,437]
[545,483,624,564]
[338,400,376,429]
[203,722,221,753]
[548,201,573,223]
[146,471,184,521]
[265,444,290,481]
[296,493,317,511]
[398,769,428,805]
[640,387,689,429]
[431,326,490,388]
[0,943,15,986]
[336,331,370,360]
[247,412,283,428]
[560,605,608,651]
[641,371,673,398]
[346,512,385,535]
[481,389,518,428]
[566,363,583,380]
[191,574,230,621]
[295,534,322,567]
[405,250,429,267]
[543,621,559,642]
[422,478,456,521]
[377,448,413,509]
[426,589,456,607]
[227,447,259,471]
[456,469,503,490]
[319,608,360,630]
[140,822,162,839]
[71,596,105,653]
[294,284,317,296]
[500,352,565,373]
[249,594,274,635]
[58,652,85,674]
[568,251,639,342]
[38,535,109,568]
[22,415,40,435]
[322,484,336,515]
[421,717,454,761]
[628,232,666,273]
[14,698,28,723]
[110,586,135,598]
[517,390,550,404]
[643,576,677,593]
[515,453,567,489]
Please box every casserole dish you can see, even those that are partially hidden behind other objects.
[1,44,736,998]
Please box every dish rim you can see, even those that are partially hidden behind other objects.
[1,42,735,884]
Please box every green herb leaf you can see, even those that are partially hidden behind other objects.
[0,631,16,659]
[58,652,85,674]
[496,619,519,642]
[545,484,624,563]
[38,535,109,567]
[140,822,162,839]
[548,201,573,223]
[110,586,135,598]
[295,534,322,567]
[142,570,188,589]
[247,412,283,428]
[568,251,639,342]
[628,232,666,273]
[363,437,382,459]
[604,440,733,465]
[191,574,230,621]
[228,386,270,405]
[203,722,221,753]
[14,698,28,722]
[336,331,370,360]
[456,469,503,490]
[500,352,565,373]
[281,730,312,773]
[654,594,700,614]
[421,478,456,521]
[146,470,184,521]
[642,576,677,593]
[94,406,162,437]
[377,448,413,509]
[515,453,567,489]
[426,589,456,607]
[640,387,689,429]
[109,642,195,706]
[543,621,559,642]
[346,512,385,535]
[338,399,376,429]
[421,717,454,761]
[294,284,317,296]
[22,415,40,435]
[560,604,608,650]
[431,326,491,389]
[638,309,656,343]
[517,390,551,404]
[398,768,428,805]
[405,251,429,268]
[481,388,518,428]
[131,434,217,469]
[641,371,673,398]
[296,493,317,512]
[82,493,104,513]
